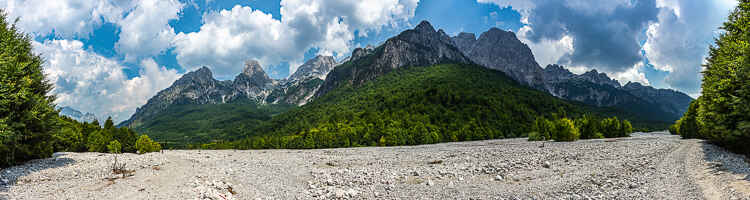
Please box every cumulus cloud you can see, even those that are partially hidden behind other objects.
[115,0,184,61]
[520,0,658,73]
[34,40,181,123]
[173,0,419,78]
[612,62,650,86]
[643,0,736,93]
[1,0,133,38]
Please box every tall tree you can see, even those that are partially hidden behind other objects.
[0,10,58,167]
[696,0,750,154]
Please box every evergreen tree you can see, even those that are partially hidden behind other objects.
[691,0,750,155]
[0,11,58,167]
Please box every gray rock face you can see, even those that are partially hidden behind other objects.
[271,55,338,105]
[231,60,276,103]
[316,20,471,97]
[578,70,621,88]
[59,106,98,123]
[288,55,337,82]
[542,64,646,107]
[452,28,545,89]
[120,57,337,127]
[622,82,693,117]
[541,64,693,120]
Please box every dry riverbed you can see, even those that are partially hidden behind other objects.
[1,132,749,199]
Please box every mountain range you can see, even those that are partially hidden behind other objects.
[119,20,693,144]
[59,106,99,123]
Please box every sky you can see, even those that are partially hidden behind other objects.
[0,0,738,123]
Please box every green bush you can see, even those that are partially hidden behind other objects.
[135,135,160,154]
[107,140,122,154]
[553,118,579,142]
[620,120,633,137]
[529,117,553,141]
[576,115,603,139]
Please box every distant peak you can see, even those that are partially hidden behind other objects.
[186,66,213,78]
[414,20,436,33]
[242,60,265,76]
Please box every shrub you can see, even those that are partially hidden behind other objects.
[553,118,579,142]
[600,117,622,138]
[107,140,122,154]
[620,120,633,137]
[576,115,602,139]
[135,135,160,154]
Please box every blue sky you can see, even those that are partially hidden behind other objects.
[1,0,737,122]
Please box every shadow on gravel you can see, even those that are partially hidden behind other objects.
[699,141,750,182]
[0,153,77,194]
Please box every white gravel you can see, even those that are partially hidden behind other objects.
[1,132,749,199]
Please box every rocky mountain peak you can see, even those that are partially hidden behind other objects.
[174,66,214,86]
[288,55,337,81]
[240,60,271,81]
[414,20,436,33]
[579,69,621,88]
[453,27,544,89]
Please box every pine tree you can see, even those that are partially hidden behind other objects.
[0,11,58,167]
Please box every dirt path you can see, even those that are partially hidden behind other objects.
[1,132,748,199]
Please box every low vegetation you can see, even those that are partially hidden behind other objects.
[528,115,633,142]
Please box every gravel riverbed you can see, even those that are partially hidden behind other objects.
[1,132,749,199]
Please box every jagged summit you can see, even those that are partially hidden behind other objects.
[315,20,471,97]
[452,26,544,89]
[579,69,621,88]
[414,20,436,33]
[288,55,337,81]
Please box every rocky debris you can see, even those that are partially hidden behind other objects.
[2,132,749,199]
[193,178,235,200]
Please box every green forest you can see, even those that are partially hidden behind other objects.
[670,1,750,156]
[197,63,641,149]
[0,12,159,167]
[131,103,294,148]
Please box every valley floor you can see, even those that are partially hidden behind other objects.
[1,132,749,199]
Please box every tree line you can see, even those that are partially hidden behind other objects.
[669,1,750,156]
[528,115,633,142]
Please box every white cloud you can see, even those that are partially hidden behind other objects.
[517,25,574,68]
[174,0,419,79]
[1,0,133,38]
[34,40,180,123]
[644,0,736,93]
[115,0,184,61]
[612,62,650,86]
